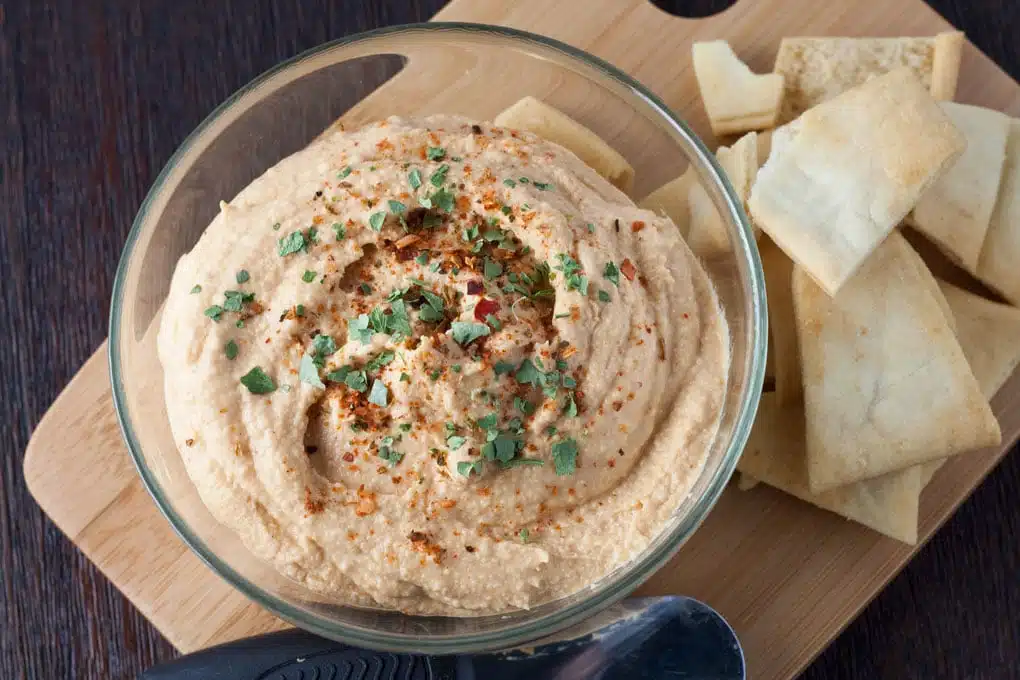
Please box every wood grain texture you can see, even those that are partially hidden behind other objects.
[4,1,1020,678]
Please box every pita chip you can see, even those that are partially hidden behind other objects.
[939,280,1020,399]
[737,394,923,543]
[977,119,1020,305]
[692,41,783,136]
[794,233,1000,492]
[640,132,759,256]
[493,96,634,191]
[909,103,1011,272]
[760,237,801,405]
[774,32,964,123]
[901,238,957,334]
[749,68,964,295]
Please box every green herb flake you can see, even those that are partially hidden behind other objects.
[325,365,351,383]
[224,340,239,360]
[545,425,558,437]
[457,460,482,477]
[222,290,254,312]
[235,270,250,284]
[485,314,502,330]
[503,178,516,188]
[476,413,498,431]
[368,379,389,407]
[299,354,325,389]
[430,369,442,381]
[365,351,394,373]
[503,458,544,469]
[235,319,245,328]
[348,314,374,344]
[514,397,535,416]
[302,270,316,283]
[587,223,595,234]
[408,168,423,190]
[369,211,386,232]
[296,304,305,317]
[518,177,530,185]
[344,370,369,393]
[431,187,456,213]
[450,322,490,346]
[598,289,611,303]
[240,366,276,394]
[500,205,512,216]
[514,358,542,386]
[359,282,372,295]
[338,166,352,179]
[377,436,403,466]
[399,422,413,433]
[562,375,577,388]
[533,181,553,191]
[451,364,462,373]
[278,231,306,257]
[551,437,579,475]
[333,222,346,240]
[519,528,530,543]
[415,251,429,265]
[563,393,578,418]
[494,361,515,376]
[311,335,337,360]
[483,258,503,280]
[204,305,224,322]
[388,199,407,214]
[400,372,411,382]
[388,299,413,340]
[426,146,446,161]
[554,312,570,319]
[190,285,202,294]
[430,164,450,187]
[603,261,620,286]
[447,435,467,450]
[307,226,319,243]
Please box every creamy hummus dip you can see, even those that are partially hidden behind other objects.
[158,115,729,615]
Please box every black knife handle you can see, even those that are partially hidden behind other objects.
[138,629,457,680]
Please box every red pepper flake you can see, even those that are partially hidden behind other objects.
[620,258,637,281]
[466,280,484,295]
[376,138,394,151]
[612,401,623,412]
[474,298,500,321]
[631,220,646,233]
[342,452,355,463]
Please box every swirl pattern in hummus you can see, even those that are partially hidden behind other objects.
[158,115,729,615]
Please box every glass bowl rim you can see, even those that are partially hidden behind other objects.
[108,20,766,654]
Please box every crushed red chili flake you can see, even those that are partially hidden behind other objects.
[474,298,499,321]
[620,258,637,281]
[612,401,623,412]
[631,220,645,233]
[466,280,484,295]
[342,452,355,463]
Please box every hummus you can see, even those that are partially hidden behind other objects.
[158,115,729,615]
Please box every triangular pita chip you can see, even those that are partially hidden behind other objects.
[749,68,964,295]
[493,96,634,191]
[977,119,1020,305]
[638,172,695,238]
[901,238,957,334]
[737,393,923,543]
[939,280,1020,399]
[794,232,1000,492]
[692,41,783,136]
[908,103,1011,272]
[760,237,801,405]
[774,32,964,123]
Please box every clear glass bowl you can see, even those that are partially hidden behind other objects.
[109,22,766,654]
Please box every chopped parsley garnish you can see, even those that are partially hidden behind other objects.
[387,299,413,340]
[224,340,238,360]
[494,361,515,376]
[587,223,595,233]
[554,312,570,319]
[204,305,224,322]
[399,422,413,433]
[236,319,245,328]
[554,254,588,295]
[426,146,446,161]
[514,397,535,415]
[299,354,325,389]
[598,289,611,303]
[388,199,407,214]
[563,393,578,417]
[222,290,254,312]
[312,334,337,360]
[338,166,352,179]
[302,270,316,283]
[368,211,386,231]
[418,290,445,323]
[365,350,395,372]
[462,225,479,242]
[240,367,276,394]
[450,322,490,346]
[278,231,306,256]
[562,375,577,388]
[400,372,411,382]
[307,226,319,243]
[408,168,422,189]
[343,369,368,393]
[476,413,498,430]
[430,164,449,187]
[235,270,250,284]
[415,251,429,265]
[447,435,467,450]
[533,181,553,191]
[546,425,558,437]
[296,304,305,317]
[501,205,512,216]
[519,528,530,543]
[457,460,482,477]
[377,436,403,465]
[451,363,462,373]
[503,178,516,188]
[359,282,372,295]
[348,314,373,343]
[502,458,544,468]
[430,369,442,381]
[603,261,620,286]
[368,379,388,407]
[551,437,578,475]
[556,359,568,370]
[514,358,542,386]
[431,187,456,213]
[518,177,530,185]
[190,285,202,294]
[483,258,503,280]
[333,222,346,240]
[485,314,502,330]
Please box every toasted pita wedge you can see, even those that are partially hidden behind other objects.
[640,132,758,256]
[493,96,634,191]
[736,472,760,491]
[939,280,1020,400]
[901,238,957,334]
[750,68,964,295]
[737,394,923,543]
[908,103,1010,272]
[760,237,801,405]
[977,119,1020,305]
[919,460,945,488]
[795,232,1000,492]
[774,32,964,123]
[692,41,783,136]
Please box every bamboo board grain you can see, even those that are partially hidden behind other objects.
[23,0,1020,677]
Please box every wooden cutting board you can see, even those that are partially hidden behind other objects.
[23,0,1020,677]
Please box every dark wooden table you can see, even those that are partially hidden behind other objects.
[2,1,1019,678]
